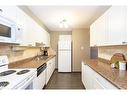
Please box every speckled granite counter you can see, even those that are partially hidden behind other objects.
[83,59,127,89]
[9,55,56,69]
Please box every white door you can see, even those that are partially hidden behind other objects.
[58,50,71,72]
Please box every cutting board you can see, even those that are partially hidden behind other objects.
[110,53,126,64]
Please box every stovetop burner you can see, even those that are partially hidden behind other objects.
[17,70,30,75]
[0,81,9,89]
[0,70,16,76]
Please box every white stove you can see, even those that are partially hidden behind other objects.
[0,56,36,89]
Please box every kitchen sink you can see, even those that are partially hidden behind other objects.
[40,56,49,60]
[35,55,49,61]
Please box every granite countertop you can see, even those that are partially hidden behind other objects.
[83,58,127,89]
[8,55,56,69]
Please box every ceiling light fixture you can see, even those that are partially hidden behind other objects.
[59,19,68,28]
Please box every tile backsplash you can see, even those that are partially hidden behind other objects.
[0,46,40,63]
[98,46,127,60]
[0,45,56,63]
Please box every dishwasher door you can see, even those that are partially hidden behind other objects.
[33,63,47,89]
[33,69,46,89]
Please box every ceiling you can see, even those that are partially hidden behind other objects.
[28,6,110,32]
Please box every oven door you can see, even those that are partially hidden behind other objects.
[13,71,36,89]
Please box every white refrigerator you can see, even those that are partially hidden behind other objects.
[58,40,72,72]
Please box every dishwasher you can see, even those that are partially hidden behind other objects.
[33,63,47,89]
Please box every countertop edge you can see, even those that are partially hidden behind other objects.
[82,59,121,89]
[9,55,56,69]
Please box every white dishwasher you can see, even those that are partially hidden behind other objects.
[33,63,46,89]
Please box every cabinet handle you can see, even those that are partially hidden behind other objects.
[18,28,20,30]
[0,9,3,12]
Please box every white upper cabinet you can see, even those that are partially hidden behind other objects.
[108,6,127,45]
[0,6,17,22]
[0,6,50,46]
[16,8,28,45]
[90,6,127,46]
[90,10,108,46]
[90,21,99,46]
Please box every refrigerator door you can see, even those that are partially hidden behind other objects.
[58,50,71,72]
[58,41,71,50]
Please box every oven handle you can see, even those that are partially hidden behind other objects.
[13,72,36,89]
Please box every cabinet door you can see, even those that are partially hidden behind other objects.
[46,60,52,84]
[94,72,118,89]
[0,6,17,22]
[97,12,108,46]
[81,62,85,85]
[90,6,127,46]
[90,18,103,46]
[108,6,125,45]
[52,57,56,71]
[108,6,127,45]
[82,63,118,89]
[50,57,56,74]
[90,24,96,46]
[46,57,56,84]
[83,64,94,89]
[16,8,28,45]
[90,9,108,46]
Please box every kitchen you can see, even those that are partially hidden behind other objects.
[1,5,127,90]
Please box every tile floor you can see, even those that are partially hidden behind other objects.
[45,70,85,89]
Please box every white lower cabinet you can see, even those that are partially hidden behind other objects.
[93,72,117,89]
[81,62,118,89]
[33,57,56,89]
[46,57,56,84]
[82,62,94,89]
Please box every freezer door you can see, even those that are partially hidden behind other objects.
[58,41,71,50]
[59,35,72,41]
[58,50,71,72]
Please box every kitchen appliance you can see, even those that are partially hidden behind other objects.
[33,63,47,89]
[0,15,19,43]
[43,47,49,56]
[58,35,72,72]
[0,56,36,89]
[43,50,48,56]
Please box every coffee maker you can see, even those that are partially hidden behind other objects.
[41,47,49,56]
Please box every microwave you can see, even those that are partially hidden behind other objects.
[0,15,18,43]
